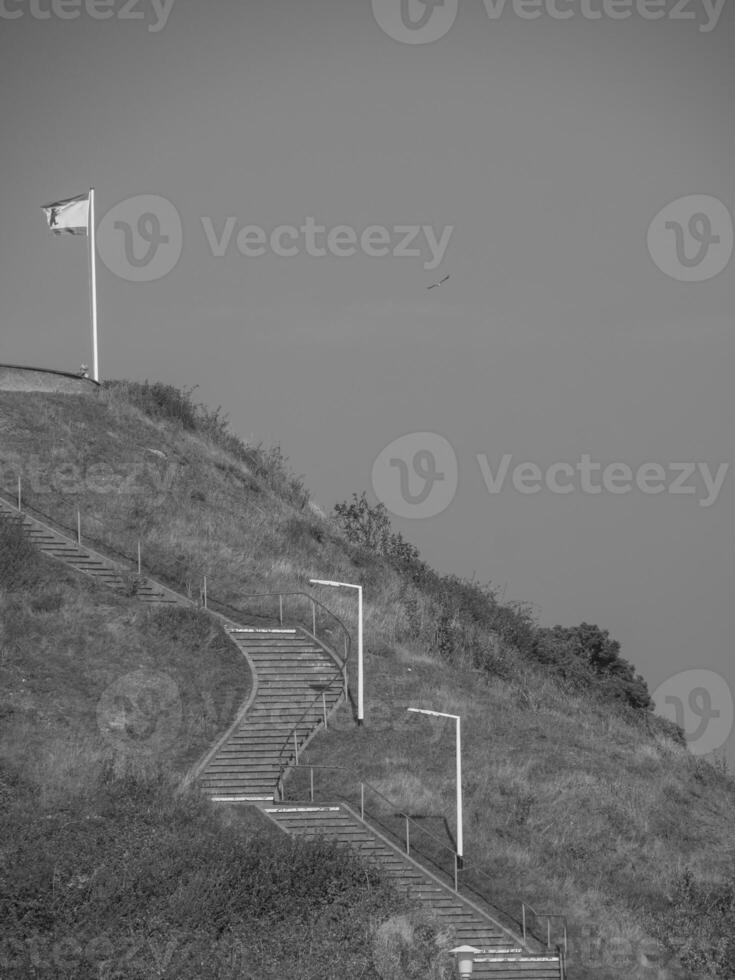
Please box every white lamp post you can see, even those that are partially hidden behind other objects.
[309,578,364,726]
[450,945,480,978]
[407,707,463,867]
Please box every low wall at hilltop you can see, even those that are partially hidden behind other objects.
[0,364,100,395]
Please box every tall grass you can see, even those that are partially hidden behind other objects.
[2,384,734,979]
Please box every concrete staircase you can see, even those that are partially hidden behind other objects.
[259,802,564,979]
[1,490,566,977]
[195,627,346,801]
[0,493,185,606]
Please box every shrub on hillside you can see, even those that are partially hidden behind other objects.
[333,492,659,715]
[333,492,428,582]
[332,493,536,668]
[372,910,456,979]
[531,623,653,711]
[649,868,735,978]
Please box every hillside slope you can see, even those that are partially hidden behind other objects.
[1,383,734,979]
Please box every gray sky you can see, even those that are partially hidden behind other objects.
[2,0,734,764]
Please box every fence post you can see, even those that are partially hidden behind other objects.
[77,510,81,545]
[293,730,299,764]
[454,853,459,892]
[522,905,526,942]
[547,920,551,950]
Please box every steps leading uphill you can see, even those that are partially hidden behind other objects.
[1,489,565,978]
[196,628,345,802]
[0,493,186,605]
[259,803,564,980]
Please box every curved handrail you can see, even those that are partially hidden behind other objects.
[280,762,568,956]
[239,592,351,667]
[274,671,347,785]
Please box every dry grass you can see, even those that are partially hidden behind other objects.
[2,387,734,979]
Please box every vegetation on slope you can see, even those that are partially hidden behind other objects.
[0,517,427,980]
[1,766,410,980]
[1,381,734,979]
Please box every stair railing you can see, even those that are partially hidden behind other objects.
[238,592,351,667]
[273,671,347,781]
[1,490,353,660]
[279,762,568,961]
[521,903,567,956]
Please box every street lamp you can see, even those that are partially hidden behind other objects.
[449,946,480,978]
[407,707,463,868]
[309,578,364,726]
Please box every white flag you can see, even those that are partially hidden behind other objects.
[41,192,90,236]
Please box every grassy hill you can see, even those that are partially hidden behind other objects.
[1,381,734,979]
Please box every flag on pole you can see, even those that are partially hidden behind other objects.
[41,192,90,236]
[40,188,100,382]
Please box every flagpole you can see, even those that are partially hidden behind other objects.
[88,187,99,382]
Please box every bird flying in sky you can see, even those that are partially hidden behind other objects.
[427,274,450,290]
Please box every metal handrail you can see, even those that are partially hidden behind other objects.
[0,487,354,660]
[281,762,458,862]
[522,902,568,958]
[239,591,351,667]
[280,762,568,957]
[274,671,347,783]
